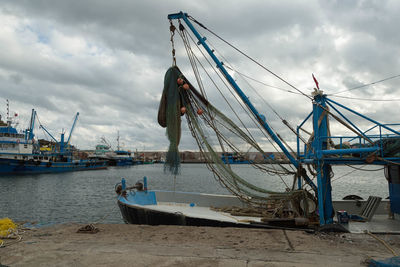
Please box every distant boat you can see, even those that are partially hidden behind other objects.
[221,152,251,164]
[90,133,134,166]
[0,104,107,175]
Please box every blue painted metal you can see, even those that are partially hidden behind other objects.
[386,165,400,215]
[39,124,58,143]
[0,158,107,175]
[118,190,157,206]
[389,184,400,214]
[322,146,378,155]
[221,152,251,164]
[0,127,18,134]
[122,178,126,190]
[325,101,369,142]
[169,11,319,220]
[143,176,148,192]
[66,112,79,145]
[60,133,65,154]
[327,97,400,136]
[312,93,333,225]
[0,109,107,175]
[27,109,36,141]
[168,12,299,169]
[168,11,400,225]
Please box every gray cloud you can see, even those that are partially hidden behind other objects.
[0,0,399,153]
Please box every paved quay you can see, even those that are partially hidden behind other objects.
[1,223,399,266]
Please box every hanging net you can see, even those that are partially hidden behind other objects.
[158,66,310,207]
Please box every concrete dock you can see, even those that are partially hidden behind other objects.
[1,223,399,266]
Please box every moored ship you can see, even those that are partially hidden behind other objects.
[0,104,107,175]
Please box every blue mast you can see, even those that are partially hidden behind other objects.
[26,109,36,141]
[168,12,299,168]
[66,112,79,146]
[168,11,327,223]
[312,91,333,224]
[168,12,400,225]
[39,124,58,143]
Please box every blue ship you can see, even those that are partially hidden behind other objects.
[220,152,250,164]
[0,104,107,175]
[91,133,134,166]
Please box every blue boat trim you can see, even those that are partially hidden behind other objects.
[0,107,107,174]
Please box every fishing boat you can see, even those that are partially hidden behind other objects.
[221,152,251,164]
[0,103,107,175]
[91,135,134,167]
[116,12,400,233]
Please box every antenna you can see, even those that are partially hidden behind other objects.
[6,99,11,126]
[117,131,120,151]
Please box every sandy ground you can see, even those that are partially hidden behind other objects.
[1,223,399,267]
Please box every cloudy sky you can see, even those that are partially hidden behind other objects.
[1,0,399,153]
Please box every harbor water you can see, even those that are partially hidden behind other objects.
[0,164,389,224]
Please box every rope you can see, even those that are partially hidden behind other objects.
[329,94,400,102]
[365,230,398,256]
[181,23,297,173]
[177,23,295,176]
[189,14,381,149]
[187,15,312,101]
[224,65,301,95]
[169,21,177,66]
[331,74,400,96]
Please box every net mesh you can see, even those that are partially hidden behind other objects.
[158,66,310,207]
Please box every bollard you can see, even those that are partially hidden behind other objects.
[143,176,148,192]
[121,178,126,190]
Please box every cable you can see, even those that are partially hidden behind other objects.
[365,230,398,256]
[224,65,302,95]
[328,94,400,102]
[188,16,312,101]
[331,74,400,96]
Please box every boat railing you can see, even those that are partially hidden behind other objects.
[299,126,400,164]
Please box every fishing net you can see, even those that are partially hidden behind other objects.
[158,66,184,175]
[158,66,309,206]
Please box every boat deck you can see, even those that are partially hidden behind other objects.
[347,215,400,234]
[119,190,400,232]
[147,201,262,224]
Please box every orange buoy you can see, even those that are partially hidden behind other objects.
[177,78,184,85]
[180,107,187,114]
[197,109,203,115]
[182,83,190,90]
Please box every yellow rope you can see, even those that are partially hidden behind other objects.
[0,218,22,248]
[365,230,398,256]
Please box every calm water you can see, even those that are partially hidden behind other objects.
[0,164,389,224]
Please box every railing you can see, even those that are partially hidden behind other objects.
[298,123,400,163]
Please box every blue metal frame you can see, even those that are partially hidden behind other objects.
[25,109,36,141]
[168,12,299,166]
[168,11,400,225]
[66,112,79,145]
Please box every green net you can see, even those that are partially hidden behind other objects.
[158,66,183,175]
[158,66,309,206]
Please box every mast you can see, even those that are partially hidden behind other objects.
[28,109,36,140]
[6,99,11,127]
[168,12,299,168]
[66,112,79,145]
[312,90,333,225]
[117,131,120,151]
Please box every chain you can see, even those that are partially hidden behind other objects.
[169,20,176,66]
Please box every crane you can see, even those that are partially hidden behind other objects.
[38,112,80,154]
[66,112,79,146]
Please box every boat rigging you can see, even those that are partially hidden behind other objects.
[117,12,400,229]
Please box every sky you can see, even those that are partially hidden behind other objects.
[0,0,399,152]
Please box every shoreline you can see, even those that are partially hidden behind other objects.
[2,223,399,266]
